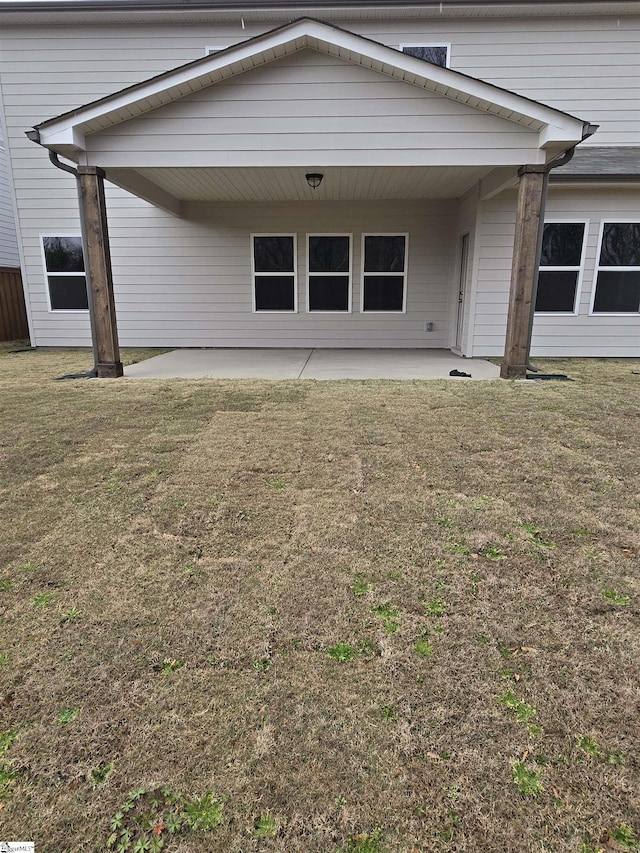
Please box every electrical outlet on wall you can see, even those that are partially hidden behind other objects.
[425,322,434,332]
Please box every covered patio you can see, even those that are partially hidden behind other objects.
[28,17,594,379]
[124,347,500,380]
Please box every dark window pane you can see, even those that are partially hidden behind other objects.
[43,236,84,273]
[254,236,294,273]
[309,275,349,311]
[308,236,350,273]
[364,236,406,273]
[535,270,578,312]
[540,223,584,267]
[599,223,640,266]
[363,275,405,311]
[593,270,640,312]
[402,45,448,67]
[254,275,295,311]
[48,275,88,310]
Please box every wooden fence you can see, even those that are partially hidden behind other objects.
[0,266,29,341]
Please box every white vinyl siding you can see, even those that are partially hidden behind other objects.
[12,198,459,348]
[0,138,19,268]
[472,186,640,358]
[0,16,637,144]
[385,16,640,146]
[84,51,542,170]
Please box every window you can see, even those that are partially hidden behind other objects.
[252,234,297,312]
[41,235,88,311]
[361,234,408,312]
[535,222,586,313]
[400,44,450,68]
[307,234,351,312]
[592,222,640,313]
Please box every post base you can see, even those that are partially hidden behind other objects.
[500,362,528,380]
[97,361,124,379]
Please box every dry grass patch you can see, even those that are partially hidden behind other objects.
[0,349,639,852]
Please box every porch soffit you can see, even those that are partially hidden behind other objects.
[34,18,589,154]
[117,165,495,202]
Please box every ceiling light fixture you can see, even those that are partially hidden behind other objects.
[305,173,324,190]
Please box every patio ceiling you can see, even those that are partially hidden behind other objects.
[109,165,495,203]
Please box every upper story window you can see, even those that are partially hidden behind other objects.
[41,235,88,311]
[591,222,640,314]
[400,44,450,68]
[535,222,587,314]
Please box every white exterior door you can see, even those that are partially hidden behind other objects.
[455,232,470,351]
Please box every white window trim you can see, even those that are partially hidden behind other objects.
[398,43,451,68]
[535,219,589,317]
[40,233,88,313]
[250,233,298,314]
[360,233,409,314]
[305,233,353,314]
[589,218,640,316]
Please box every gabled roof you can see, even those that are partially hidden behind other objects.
[32,17,593,155]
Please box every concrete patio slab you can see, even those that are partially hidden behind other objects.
[301,349,500,380]
[125,348,313,379]
[125,348,500,381]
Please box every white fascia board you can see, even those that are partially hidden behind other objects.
[538,121,589,148]
[40,125,86,151]
[35,18,589,153]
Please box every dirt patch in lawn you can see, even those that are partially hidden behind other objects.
[0,350,639,853]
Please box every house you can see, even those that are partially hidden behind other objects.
[0,0,638,377]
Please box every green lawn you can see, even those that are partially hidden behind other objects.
[0,348,639,853]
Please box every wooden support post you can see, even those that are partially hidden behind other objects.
[500,164,549,380]
[76,165,123,378]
